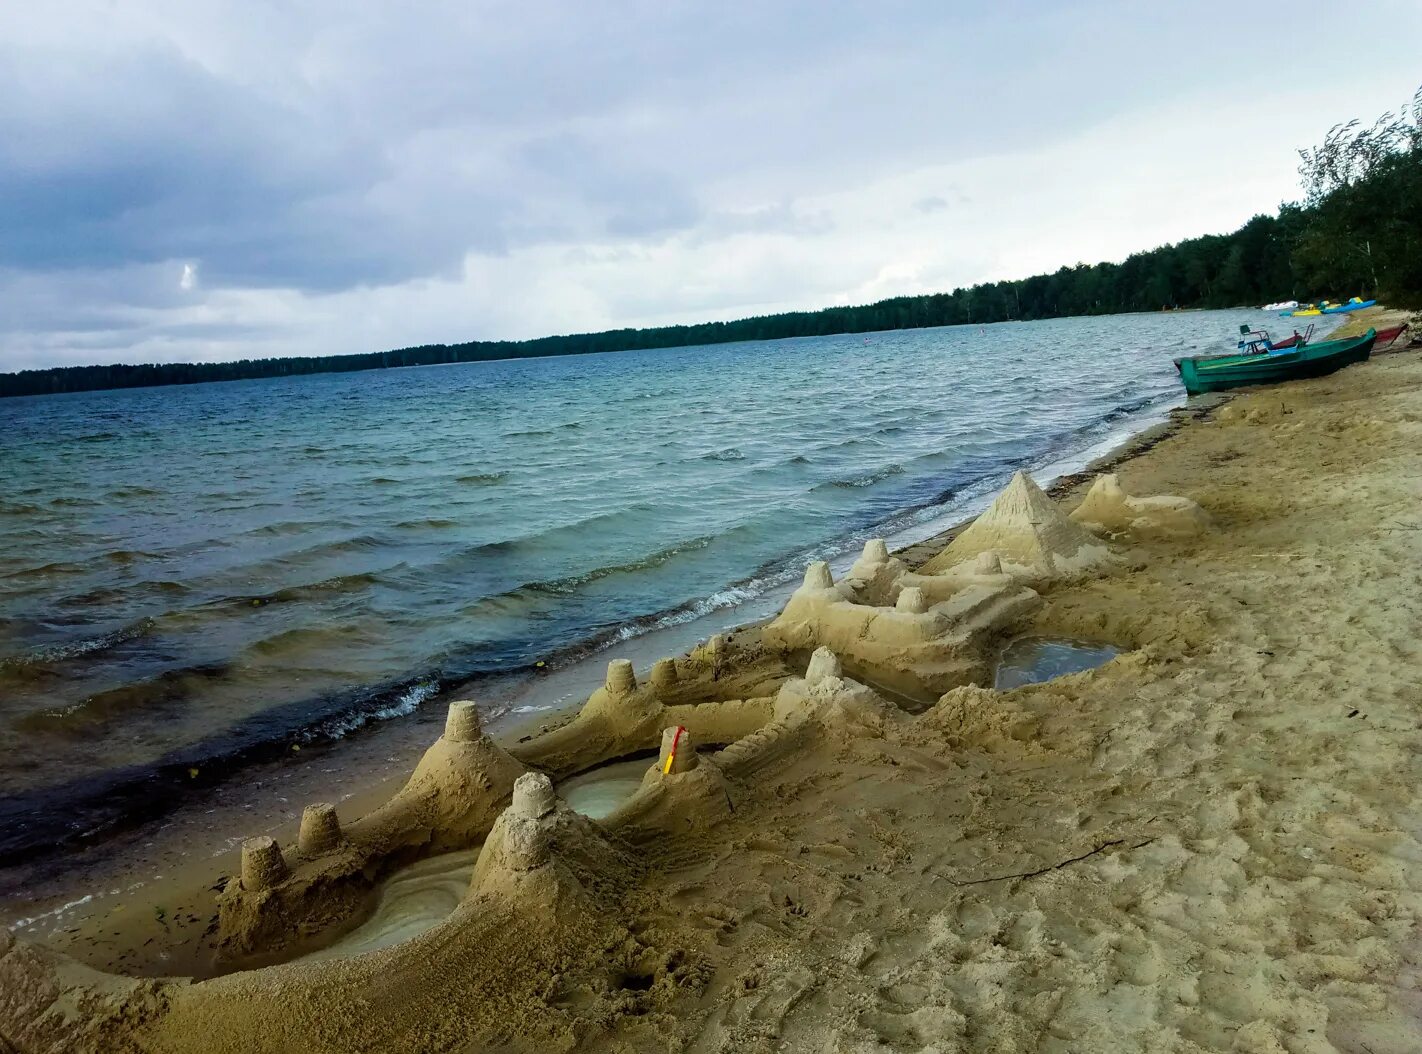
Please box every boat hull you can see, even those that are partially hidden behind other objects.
[1323,299,1376,314]
[1176,329,1376,395]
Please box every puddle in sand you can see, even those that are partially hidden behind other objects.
[558,758,650,820]
[994,637,1120,690]
[295,848,478,963]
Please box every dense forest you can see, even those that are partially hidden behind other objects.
[4,88,1419,400]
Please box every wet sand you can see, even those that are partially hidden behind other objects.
[6,306,1422,1052]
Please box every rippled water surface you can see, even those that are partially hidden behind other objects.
[0,311,1280,857]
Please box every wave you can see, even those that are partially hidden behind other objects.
[503,421,584,439]
[816,464,905,490]
[103,486,162,499]
[231,570,384,609]
[246,625,367,659]
[454,471,510,486]
[0,560,90,582]
[438,504,662,569]
[15,661,228,734]
[459,533,720,620]
[0,617,156,674]
[0,671,456,867]
[394,518,459,530]
[102,549,160,565]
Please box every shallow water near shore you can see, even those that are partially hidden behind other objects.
[0,310,1293,864]
[994,636,1122,689]
[558,758,652,821]
[295,848,479,964]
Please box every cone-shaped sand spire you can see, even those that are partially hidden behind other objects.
[896,587,929,613]
[804,561,834,589]
[922,471,1108,576]
[804,646,842,686]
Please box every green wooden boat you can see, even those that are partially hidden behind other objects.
[1176,328,1376,395]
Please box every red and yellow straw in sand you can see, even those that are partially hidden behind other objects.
[663,725,686,774]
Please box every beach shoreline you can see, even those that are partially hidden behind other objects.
[0,307,1383,964]
[7,305,1422,1053]
[0,378,1204,967]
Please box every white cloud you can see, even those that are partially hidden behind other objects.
[1,1,1421,371]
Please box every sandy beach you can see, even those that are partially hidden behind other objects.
[4,307,1421,1053]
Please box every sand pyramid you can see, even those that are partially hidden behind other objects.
[921,471,1109,576]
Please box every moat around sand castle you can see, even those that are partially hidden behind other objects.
[1,465,1217,1050]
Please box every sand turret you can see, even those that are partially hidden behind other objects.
[847,538,890,580]
[240,836,289,892]
[444,700,484,742]
[771,652,898,733]
[845,538,909,602]
[605,659,637,695]
[805,645,842,686]
[921,471,1111,578]
[804,561,834,590]
[512,772,557,819]
[896,587,929,613]
[298,803,342,856]
[657,725,699,774]
[650,658,678,692]
[470,773,641,913]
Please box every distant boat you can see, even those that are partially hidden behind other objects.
[1287,296,1376,317]
[1322,297,1376,314]
[1175,329,1377,395]
[1263,300,1299,311]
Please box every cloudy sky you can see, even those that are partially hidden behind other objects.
[2,1,1419,372]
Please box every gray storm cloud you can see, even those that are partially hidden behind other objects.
[1,0,1419,370]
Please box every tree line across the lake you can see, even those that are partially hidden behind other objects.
[4,88,1420,399]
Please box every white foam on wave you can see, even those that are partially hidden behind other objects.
[318,680,441,742]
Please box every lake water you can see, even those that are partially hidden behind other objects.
[0,310,1285,862]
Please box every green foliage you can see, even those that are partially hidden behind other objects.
[1293,86,1422,305]
[4,87,1420,400]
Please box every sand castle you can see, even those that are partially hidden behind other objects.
[217,699,529,958]
[0,656,910,1052]
[505,648,785,777]
[1068,472,1212,538]
[0,468,1180,1052]
[766,552,1041,701]
[469,772,645,913]
[920,470,1114,579]
[214,642,802,961]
